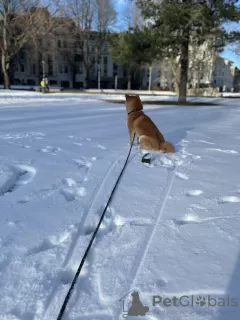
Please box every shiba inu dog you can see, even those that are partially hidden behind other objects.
[125,94,175,153]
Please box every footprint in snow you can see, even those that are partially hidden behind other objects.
[59,267,76,285]
[27,228,73,255]
[60,178,86,202]
[173,213,240,227]
[97,144,106,150]
[186,190,203,196]
[84,212,153,239]
[73,142,83,147]
[37,146,61,155]
[73,157,93,182]
[219,196,240,204]
[0,165,36,196]
[174,213,201,225]
[175,172,189,180]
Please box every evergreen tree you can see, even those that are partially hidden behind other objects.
[109,28,154,89]
[135,0,240,103]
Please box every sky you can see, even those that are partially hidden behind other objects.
[220,45,240,68]
[221,21,240,68]
[116,0,240,68]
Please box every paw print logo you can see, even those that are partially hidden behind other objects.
[195,296,206,307]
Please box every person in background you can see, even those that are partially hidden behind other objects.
[40,78,45,93]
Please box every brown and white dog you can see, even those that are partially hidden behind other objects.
[125,94,175,153]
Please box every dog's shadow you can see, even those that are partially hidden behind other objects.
[164,127,193,152]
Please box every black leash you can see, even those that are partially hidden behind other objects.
[56,133,136,320]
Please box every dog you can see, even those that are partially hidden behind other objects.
[125,94,175,153]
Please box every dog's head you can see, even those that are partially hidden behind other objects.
[125,94,143,114]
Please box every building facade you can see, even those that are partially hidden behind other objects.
[142,41,239,93]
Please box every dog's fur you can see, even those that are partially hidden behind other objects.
[125,94,175,153]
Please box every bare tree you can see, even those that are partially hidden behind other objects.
[64,0,117,88]
[0,0,61,89]
[120,0,142,29]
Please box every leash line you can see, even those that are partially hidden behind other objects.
[56,133,136,320]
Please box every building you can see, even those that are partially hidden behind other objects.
[9,37,130,89]
[212,57,238,92]
[142,41,239,93]
[1,17,239,92]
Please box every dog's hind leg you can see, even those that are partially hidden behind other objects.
[139,135,159,150]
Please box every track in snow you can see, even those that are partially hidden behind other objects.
[0,165,36,196]
[42,147,139,319]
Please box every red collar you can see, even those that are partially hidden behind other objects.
[128,108,142,115]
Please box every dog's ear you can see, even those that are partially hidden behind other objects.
[125,94,130,100]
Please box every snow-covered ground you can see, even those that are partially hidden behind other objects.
[1,90,240,320]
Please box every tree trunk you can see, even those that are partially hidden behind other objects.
[178,30,190,104]
[72,59,77,89]
[127,74,131,90]
[1,54,10,89]
[72,68,76,89]
[85,67,90,89]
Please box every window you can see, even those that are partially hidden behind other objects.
[20,64,25,72]
[102,45,108,53]
[91,66,96,77]
[58,40,61,48]
[13,64,18,72]
[103,57,108,76]
[48,61,53,75]
[19,51,25,61]
[76,62,83,74]
[50,80,57,85]
[59,63,68,74]
[27,79,36,85]
[32,63,36,75]
[63,40,67,48]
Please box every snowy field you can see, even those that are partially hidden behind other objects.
[0,90,240,320]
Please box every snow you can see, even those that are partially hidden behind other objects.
[0,89,240,320]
